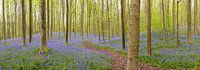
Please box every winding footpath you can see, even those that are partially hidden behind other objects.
[82,41,163,70]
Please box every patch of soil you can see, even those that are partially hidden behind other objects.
[82,41,164,70]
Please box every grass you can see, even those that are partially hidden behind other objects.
[139,54,199,69]
[1,32,200,69]
[95,39,200,69]
[0,48,113,70]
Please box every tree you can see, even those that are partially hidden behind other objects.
[14,0,17,38]
[47,0,50,40]
[161,0,166,44]
[165,0,170,35]
[101,0,105,42]
[107,0,111,46]
[29,0,33,43]
[81,0,85,40]
[66,0,69,43]
[21,0,27,45]
[121,0,126,49]
[172,0,175,35]
[176,0,181,48]
[127,0,140,70]
[2,0,6,43]
[39,0,48,54]
[186,0,192,44]
[146,0,152,56]
[194,0,198,34]
[50,0,54,37]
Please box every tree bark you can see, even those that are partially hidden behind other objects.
[121,0,126,49]
[127,0,140,70]
[39,0,48,54]
[187,0,192,44]
[194,0,197,34]
[29,0,33,43]
[21,0,27,46]
[66,0,69,43]
[147,0,152,56]
[176,0,180,48]
[2,0,6,43]
[47,0,50,40]
[172,0,175,35]
[161,0,166,45]
[81,0,85,40]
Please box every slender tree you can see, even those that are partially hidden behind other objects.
[47,0,50,40]
[14,0,17,38]
[161,0,166,44]
[29,0,33,43]
[50,0,54,37]
[39,0,48,54]
[172,0,175,35]
[186,0,192,44]
[194,0,198,34]
[81,0,85,40]
[21,0,27,45]
[107,0,111,46]
[176,0,181,48]
[2,0,6,43]
[66,0,69,43]
[102,0,105,42]
[121,0,126,49]
[166,0,170,35]
[127,0,140,69]
[147,0,152,56]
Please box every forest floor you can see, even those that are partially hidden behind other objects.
[0,32,200,69]
[83,41,162,70]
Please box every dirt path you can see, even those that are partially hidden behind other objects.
[83,41,163,70]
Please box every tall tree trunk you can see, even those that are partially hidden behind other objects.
[194,0,197,35]
[2,0,6,43]
[187,0,192,44]
[62,0,65,33]
[147,0,152,56]
[74,0,77,37]
[176,0,180,48]
[7,0,10,39]
[166,0,170,35]
[81,0,85,40]
[102,0,105,43]
[69,1,72,40]
[107,0,111,46]
[29,0,33,43]
[14,0,17,38]
[161,0,166,45]
[47,0,50,40]
[66,0,69,43]
[21,0,27,46]
[127,0,140,70]
[39,0,48,54]
[97,0,101,41]
[121,0,126,49]
[116,0,120,37]
[50,0,54,37]
[172,0,175,36]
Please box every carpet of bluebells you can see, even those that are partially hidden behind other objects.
[0,33,113,70]
[95,32,200,69]
[1,32,200,69]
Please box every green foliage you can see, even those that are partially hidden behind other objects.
[0,48,112,70]
[152,43,175,50]
[139,54,200,69]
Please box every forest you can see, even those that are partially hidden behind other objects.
[0,0,200,70]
